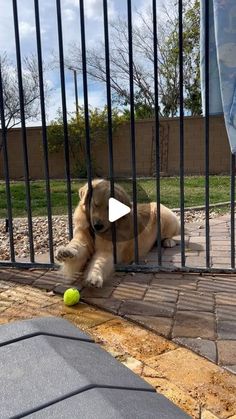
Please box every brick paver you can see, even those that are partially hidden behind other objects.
[216,305,236,321]
[173,338,217,363]
[177,291,214,312]
[217,341,236,365]
[144,287,178,303]
[119,299,176,317]
[126,315,173,338]
[112,282,147,300]
[172,311,216,339]
[217,320,236,340]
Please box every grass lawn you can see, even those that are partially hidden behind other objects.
[0,176,233,218]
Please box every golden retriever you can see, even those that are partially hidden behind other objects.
[56,179,180,287]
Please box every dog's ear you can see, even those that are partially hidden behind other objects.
[114,184,131,208]
[79,184,88,207]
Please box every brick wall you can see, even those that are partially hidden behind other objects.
[0,115,231,180]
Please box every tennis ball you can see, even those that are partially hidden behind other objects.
[63,288,80,306]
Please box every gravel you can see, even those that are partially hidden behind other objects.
[0,210,225,261]
[0,216,69,261]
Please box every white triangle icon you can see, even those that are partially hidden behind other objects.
[109,198,131,222]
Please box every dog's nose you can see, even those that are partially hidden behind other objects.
[93,222,104,232]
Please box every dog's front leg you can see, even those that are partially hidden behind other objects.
[56,232,93,282]
[84,252,114,288]
[56,239,82,262]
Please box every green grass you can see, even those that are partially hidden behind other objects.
[0,176,233,218]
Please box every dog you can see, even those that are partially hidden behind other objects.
[56,179,180,288]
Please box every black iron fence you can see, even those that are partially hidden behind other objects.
[0,0,235,273]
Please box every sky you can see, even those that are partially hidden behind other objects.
[0,0,151,125]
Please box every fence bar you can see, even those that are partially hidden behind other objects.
[230,154,235,268]
[152,0,162,265]
[103,0,117,264]
[56,0,73,240]
[0,65,15,262]
[73,69,79,116]
[179,0,185,267]
[127,0,139,263]
[204,0,210,267]
[12,0,35,262]
[34,0,54,263]
[116,263,236,274]
[0,261,55,269]
[79,0,92,198]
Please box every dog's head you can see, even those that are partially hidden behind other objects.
[79,179,131,234]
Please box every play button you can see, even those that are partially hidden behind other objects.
[109,198,131,222]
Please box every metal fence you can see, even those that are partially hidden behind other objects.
[0,0,235,273]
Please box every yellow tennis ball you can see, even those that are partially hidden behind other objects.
[63,288,80,306]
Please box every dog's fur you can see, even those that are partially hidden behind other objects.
[56,179,180,288]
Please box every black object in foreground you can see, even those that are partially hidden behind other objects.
[0,317,190,418]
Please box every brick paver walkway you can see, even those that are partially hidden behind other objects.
[1,214,236,377]
[83,271,236,374]
[1,267,236,377]
[146,214,235,269]
[1,281,236,417]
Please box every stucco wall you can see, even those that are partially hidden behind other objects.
[0,116,231,180]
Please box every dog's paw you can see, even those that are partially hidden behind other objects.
[55,246,77,262]
[162,238,176,248]
[84,272,103,288]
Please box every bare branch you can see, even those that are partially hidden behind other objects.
[64,0,201,117]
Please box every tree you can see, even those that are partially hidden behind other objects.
[47,106,127,177]
[0,53,47,143]
[66,0,201,118]
[183,0,201,115]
